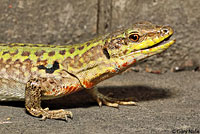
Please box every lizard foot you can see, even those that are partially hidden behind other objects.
[40,108,73,121]
[87,87,137,108]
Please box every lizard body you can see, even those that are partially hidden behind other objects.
[0,22,175,120]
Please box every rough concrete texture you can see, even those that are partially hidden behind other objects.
[0,0,98,44]
[0,0,199,134]
[0,71,199,134]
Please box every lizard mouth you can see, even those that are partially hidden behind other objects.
[153,35,172,48]
[143,35,173,50]
[139,35,176,54]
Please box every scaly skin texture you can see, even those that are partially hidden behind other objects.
[0,22,175,120]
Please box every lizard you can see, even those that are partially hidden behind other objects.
[0,22,175,121]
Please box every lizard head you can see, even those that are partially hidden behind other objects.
[69,22,175,87]
[103,21,176,70]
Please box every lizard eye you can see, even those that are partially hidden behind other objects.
[129,34,140,42]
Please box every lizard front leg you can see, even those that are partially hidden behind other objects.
[25,78,73,121]
[87,87,136,108]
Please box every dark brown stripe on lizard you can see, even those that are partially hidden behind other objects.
[21,51,30,56]
[69,48,75,54]
[10,50,19,56]
[59,50,66,55]
[35,50,46,56]
[78,46,84,50]
[48,51,55,56]
[2,51,9,55]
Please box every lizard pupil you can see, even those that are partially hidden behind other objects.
[129,34,140,42]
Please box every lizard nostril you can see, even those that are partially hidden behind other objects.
[161,28,169,34]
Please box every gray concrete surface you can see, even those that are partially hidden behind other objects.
[0,0,98,44]
[0,71,199,134]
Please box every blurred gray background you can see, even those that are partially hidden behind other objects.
[0,1,199,134]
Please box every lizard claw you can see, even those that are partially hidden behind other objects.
[40,115,47,121]
[44,107,49,111]
[65,112,73,121]
[66,111,73,119]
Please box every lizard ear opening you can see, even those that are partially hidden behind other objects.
[103,48,110,59]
